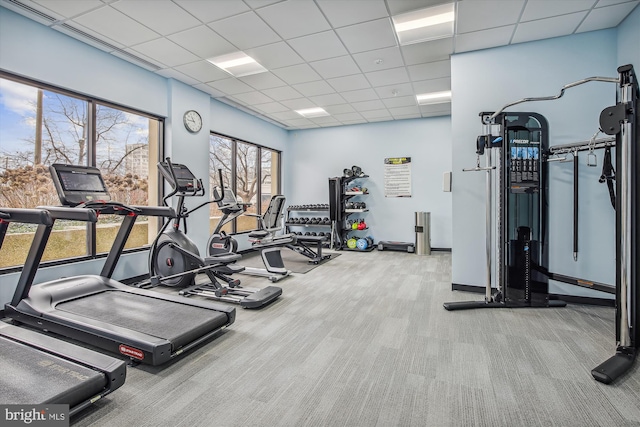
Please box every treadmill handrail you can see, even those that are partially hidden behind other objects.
[0,208,53,226]
[37,206,98,222]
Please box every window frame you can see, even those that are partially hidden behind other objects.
[0,71,164,274]
[209,131,281,235]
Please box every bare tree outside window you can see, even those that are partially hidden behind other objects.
[0,76,159,267]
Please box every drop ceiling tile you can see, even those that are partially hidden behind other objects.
[111,0,200,35]
[173,61,231,82]
[386,0,449,15]
[457,0,525,34]
[336,19,397,54]
[288,31,349,62]
[292,80,336,96]
[155,68,200,85]
[512,12,588,44]
[316,0,389,28]
[73,6,159,46]
[367,117,393,123]
[207,78,255,95]
[360,109,392,119]
[325,104,356,114]
[270,111,303,120]
[455,26,515,53]
[577,1,640,33]
[174,0,251,22]
[256,0,330,39]
[238,72,287,90]
[400,38,453,65]
[193,83,226,98]
[365,67,410,87]
[285,118,315,126]
[131,38,199,67]
[334,112,364,121]
[412,77,451,93]
[272,64,322,84]
[407,60,450,81]
[208,12,281,49]
[382,96,417,108]
[32,0,102,17]
[352,47,405,72]
[341,89,380,103]
[419,102,451,114]
[595,0,638,6]
[341,119,368,125]
[168,26,237,58]
[308,93,347,106]
[261,86,304,101]
[244,0,283,9]
[232,91,274,105]
[374,83,415,99]
[389,105,420,117]
[253,102,289,113]
[245,42,304,69]
[311,116,341,125]
[310,56,361,79]
[352,100,386,112]
[327,74,371,92]
[280,98,318,110]
[521,0,597,22]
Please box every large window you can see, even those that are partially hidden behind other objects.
[209,133,280,234]
[0,73,161,269]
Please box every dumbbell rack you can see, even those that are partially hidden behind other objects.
[285,205,332,242]
[330,175,374,251]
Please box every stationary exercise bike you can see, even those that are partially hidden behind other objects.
[147,158,282,308]
[207,188,293,282]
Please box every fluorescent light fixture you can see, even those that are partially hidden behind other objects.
[207,52,267,77]
[416,90,451,105]
[392,3,455,45]
[295,107,330,118]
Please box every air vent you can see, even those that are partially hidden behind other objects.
[5,0,56,22]
[59,24,161,71]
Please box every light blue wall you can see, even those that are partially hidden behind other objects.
[0,7,286,304]
[451,29,619,299]
[287,117,452,248]
[617,4,640,68]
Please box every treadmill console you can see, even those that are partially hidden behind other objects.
[50,164,111,206]
[158,161,202,194]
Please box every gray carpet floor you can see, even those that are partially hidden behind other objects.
[73,250,640,427]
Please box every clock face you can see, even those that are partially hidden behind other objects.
[183,110,202,133]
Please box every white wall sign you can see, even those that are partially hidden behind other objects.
[384,157,412,197]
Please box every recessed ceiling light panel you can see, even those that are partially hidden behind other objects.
[393,3,455,45]
[295,107,330,118]
[416,90,451,105]
[207,52,267,78]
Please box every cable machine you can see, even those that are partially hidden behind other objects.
[444,64,638,384]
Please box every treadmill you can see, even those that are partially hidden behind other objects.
[0,207,126,415]
[4,164,236,366]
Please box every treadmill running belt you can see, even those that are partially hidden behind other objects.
[0,337,106,406]
[55,291,229,349]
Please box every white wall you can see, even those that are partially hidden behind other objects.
[287,117,452,248]
[0,7,286,304]
[451,29,620,299]
[617,4,640,69]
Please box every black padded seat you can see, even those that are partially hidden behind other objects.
[204,253,242,265]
